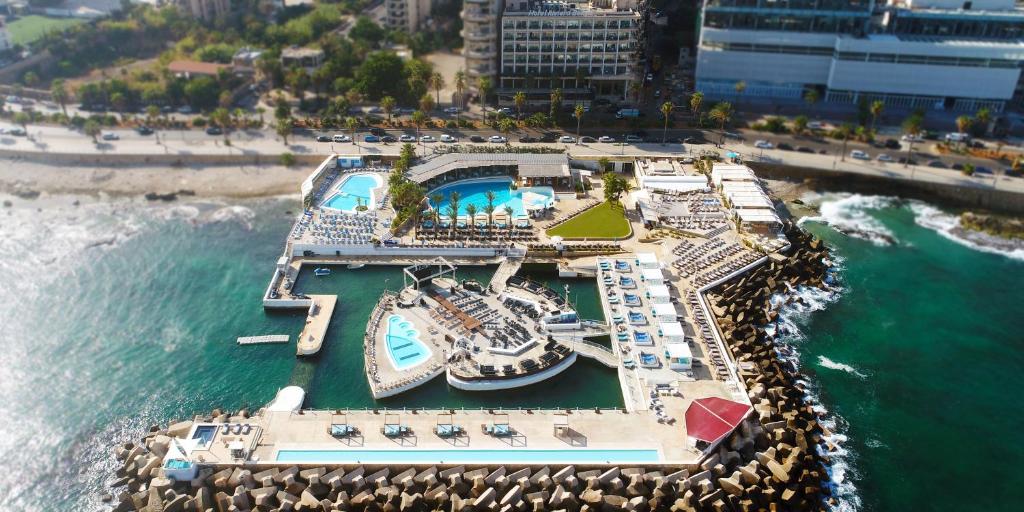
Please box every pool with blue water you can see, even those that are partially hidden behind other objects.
[386,314,431,370]
[428,178,554,218]
[322,174,383,212]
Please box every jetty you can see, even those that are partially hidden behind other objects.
[236,335,289,345]
[296,295,337,356]
[571,339,618,368]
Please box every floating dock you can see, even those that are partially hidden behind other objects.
[296,295,337,356]
[237,335,289,345]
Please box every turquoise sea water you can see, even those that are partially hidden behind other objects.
[2,193,1022,510]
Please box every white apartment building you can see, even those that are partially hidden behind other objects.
[696,0,1024,112]
[386,0,434,32]
[461,0,505,94]
[496,0,644,105]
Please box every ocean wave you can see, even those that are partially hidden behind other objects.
[817,356,869,379]
[908,201,1024,261]
[205,205,256,230]
[799,194,899,246]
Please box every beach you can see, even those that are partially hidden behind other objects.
[0,159,308,199]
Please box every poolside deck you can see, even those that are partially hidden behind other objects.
[296,295,337,356]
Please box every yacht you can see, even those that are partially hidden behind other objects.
[314,267,331,276]
[347,263,365,270]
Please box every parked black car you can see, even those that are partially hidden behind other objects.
[381,135,397,143]
[884,138,901,149]
[469,135,485,143]
[519,135,538,143]
[796,146,815,153]
[316,135,331,142]
[205,126,222,135]
[135,126,153,135]
[539,132,560,142]
[777,143,794,151]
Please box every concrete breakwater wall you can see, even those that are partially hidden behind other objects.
[0,148,327,167]
[749,161,1024,215]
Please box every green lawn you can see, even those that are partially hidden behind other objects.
[6,15,84,46]
[546,201,632,239]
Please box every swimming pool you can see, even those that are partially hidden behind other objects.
[428,178,555,218]
[322,174,382,212]
[191,425,217,447]
[385,314,431,370]
[276,448,661,464]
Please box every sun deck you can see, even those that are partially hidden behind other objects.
[297,295,337,356]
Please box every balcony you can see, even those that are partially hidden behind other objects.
[462,10,492,23]
[462,30,494,41]
[464,48,497,59]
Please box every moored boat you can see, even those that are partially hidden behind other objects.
[314,267,331,276]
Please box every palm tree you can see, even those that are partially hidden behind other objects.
[448,190,461,235]
[902,114,924,168]
[255,107,266,127]
[430,72,445,106]
[628,82,642,105]
[381,96,396,122]
[804,89,819,110]
[793,115,808,135]
[837,123,853,161]
[513,91,527,121]
[549,87,563,120]
[211,107,232,143]
[465,203,478,237]
[869,100,884,134]
[445,205,458,236]
[485,190,496,230]
[84,119,101,143]
[430,193,443,236]
[145,105,160,127]
[50,79,69,117]
[454,70,466,110]
[345,116,359,152]
[477,76,493,118]
[419,93,435,115]
[411,110,427,149]
[660,101,674,144]
[708,102,733,144]
[975,107,992,136]
[955,115,973,149]
[504,205,514,238]
[574,104,584,144]
[734,81,746,108]
[689,92,704,128]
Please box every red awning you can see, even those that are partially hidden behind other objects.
[685,397,752,443]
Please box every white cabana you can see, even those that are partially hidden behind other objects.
[658,322,685,343]
[651,302,677,322]
[641,268,665,284]
[635,252,659,269]
[647,284,671,304]
[666,342,693,370]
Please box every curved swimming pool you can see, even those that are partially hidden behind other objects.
[385,314,431,370]
[322,173,383,212]
[428,178,555,219]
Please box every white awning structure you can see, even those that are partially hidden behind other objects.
[636,252,659,267]
[641,268,665,282]
[735,208,783,225]
[647,284,670,298]
[659,321,685,338]
[652,302,677,319]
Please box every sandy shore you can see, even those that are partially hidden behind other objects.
[0,159,309,199]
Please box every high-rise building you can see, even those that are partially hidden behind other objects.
[386,0,434,33]
[696,0,1024,112]
[461,0,505,94]
[176,0,232,23]
[496,1,645,106]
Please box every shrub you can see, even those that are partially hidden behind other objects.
[280,152,296,167]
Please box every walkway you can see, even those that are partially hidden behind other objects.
[296,295,337,356]
[572,340,618,368]
[489,257,523,292]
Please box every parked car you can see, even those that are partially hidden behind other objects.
[884,138,901,149]
[420,135,436,143]
[877,154,894,163]
[951,163,964,171]
[898,157,918,165]
[316,135,331,142]
[723,131,743,140]
[399,134,416,142]
[754,140,773,149]
[519,135,538,143]
[901,133,925,143]
[101,131,120,140]
[364,135,381,143]
[497,107,514,116]
[539,132,560,143]
[559,135,576,143]
[807,121,825,130]
[796,146,815,153]
[944,132,970,144]
[205,126,222,135]
[850,149,870,160]
[625,134,643,143]
[7,127,26,136]
[974,166,993,174]
[469,135,485,143]
[369,127,387,136]
[135,126,153,135]
[381,135,397,143]
[333,134,351,143]
[439,134,457,143]
[489,135,507,143]
[598,135,616,143]
[580,136,596,143]
[927,160,946,168]
[443,107,460,114]
[177,106,193,114]
[777,143,794,151]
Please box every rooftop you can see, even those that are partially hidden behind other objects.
[408,153,570,183]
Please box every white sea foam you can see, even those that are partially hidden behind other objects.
[817,356,869,379]
[799,193,899,246]
[206,205,256,230]
[908,201,1024,261]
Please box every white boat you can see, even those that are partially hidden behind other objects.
[314,267,331,276]
[347,263,366,270]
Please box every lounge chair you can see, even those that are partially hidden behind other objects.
[330,424,357,438]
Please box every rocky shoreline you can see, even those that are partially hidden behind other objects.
[959,211,1024,241]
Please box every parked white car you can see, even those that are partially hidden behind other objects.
[850,149,870,160]
[399,134,416,142]
[439,134,456,143]
[754,140,773,149]
[332,134,351,143]
[598,135,616,143]
[945,132,970,143]
[489,135,507,143]
[807,121,825,130]
[876,153,895,163]
[443,107,459,114]
[559,135,576,143]
[101,131,120,141]
[420,135,436,143]
[625,135,643,143]
[901,133,924,143]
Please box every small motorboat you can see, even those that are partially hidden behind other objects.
[347,263,366,270]
[314,267,331,277]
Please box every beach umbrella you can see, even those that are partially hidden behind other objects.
[684,397,751,444]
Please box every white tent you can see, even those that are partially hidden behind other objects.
[666,342,693,370]
[659,321,685,343]
[647,284,671,304]
[641,268,665,284]
[635,252,659,269]
[652,302,677,321]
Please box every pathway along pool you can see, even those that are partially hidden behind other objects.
[275,448,661,464]
[385,314,431,370]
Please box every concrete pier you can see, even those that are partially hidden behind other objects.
[297,295,338,356]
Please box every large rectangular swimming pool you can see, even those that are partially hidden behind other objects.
[275,449,661,464]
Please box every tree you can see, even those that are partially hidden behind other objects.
[255,107,266,127]
[660,101,674,144]
[429,72,444,106]
[869,100,884,134]
[598,157,611,174]
[345,116,359,148]
[837,123,853,161]
[350,16,386,45]
[689,92,704,128]
[571,104,584,145]
[503,205,514,237]
[629,81,642,105]
[346,89,363,107]
[355,51,406,101]
[419,93,435,115]
[734,81,746,108]
[145,105,160,126]
[902,113,924,168]
[498,117,516,140]
[13,111,30,132]
[430,193,444,235]
[447,191,461,235]
[975,107,992,136]
[513,91,526,121]
[549,87,563,120]
[708,102,733,144]
[185,76,219,111]
[477,76,493,118]
[411,110,427,147]
[465,203,478,237]
[84,119,101,143]
[804,89,819,109]
[381,95,397,122]
[110,92,128,119]
[23,71,39,88]
[484,190,496,230]
[454,70,466,124]
[276,117,293,145]
[602,171,629,204]
[51,79,69,117]
[211,107,232,143]
[955,115,973,149]
[793,115,808,135]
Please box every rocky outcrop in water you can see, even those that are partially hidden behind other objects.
[703,223,834,511]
